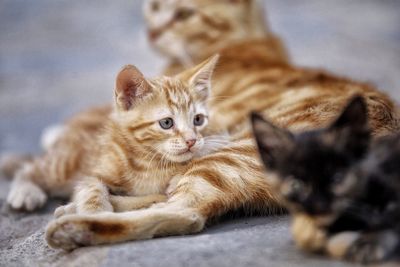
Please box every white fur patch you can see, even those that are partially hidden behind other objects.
[7,178,47,211]
[40,124,66,150]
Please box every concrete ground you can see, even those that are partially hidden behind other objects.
[0,0,399,266]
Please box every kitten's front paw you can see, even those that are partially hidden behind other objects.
[46,215,94,250]
[291,214,327,252]
[344,231,398,264]
[7,180,47,211]
[326,231,360,259]
[54,203,77,218]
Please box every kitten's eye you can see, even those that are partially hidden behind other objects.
[332,172,344,184]
[193,114,205,126]
[290,179,304,192]
[175,8,195,21]
[159,118,174,129]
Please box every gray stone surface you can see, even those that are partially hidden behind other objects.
[0,0,399,266]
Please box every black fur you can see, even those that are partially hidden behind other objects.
[251,96,400,263]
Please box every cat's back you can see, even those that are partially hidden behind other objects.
[209,39,400,137]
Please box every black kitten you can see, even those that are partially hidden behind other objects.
[251,96,400,264]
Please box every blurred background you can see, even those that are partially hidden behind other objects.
[0,1,399,266]
[0,0,399,154]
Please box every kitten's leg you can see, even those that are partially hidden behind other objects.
[327,230,399,264]
[45,143,283,249]
[54,203,77,218]
[6,150,77,211]
[0,153,33,179]
[291,214,328,252]
[73,176,113,214]
[7,163,47,211]
[109,194,167,212]
[46,172,251,249]
[54,195,167,218]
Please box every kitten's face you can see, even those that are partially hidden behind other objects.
[114,55,218,163]
[143,0,266,64]
[252,97,371,219]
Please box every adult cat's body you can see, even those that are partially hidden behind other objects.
[252,97,400,263]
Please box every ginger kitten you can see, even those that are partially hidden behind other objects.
[6,55,219,213]
[69,56,219,215]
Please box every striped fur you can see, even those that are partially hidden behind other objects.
[144,0,288,74]
[45,40,399,248]
[6,56,220,212]
[3,0,398,249]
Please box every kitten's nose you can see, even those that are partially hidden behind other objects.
[186,139,196,148]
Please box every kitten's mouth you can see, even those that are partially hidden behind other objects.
[176,149,192,156]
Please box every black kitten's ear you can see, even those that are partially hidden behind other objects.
[329,96,371,158]
[251,112,295,170]
[331,96,368,130]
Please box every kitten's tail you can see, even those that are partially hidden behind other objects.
[0,153,33,179]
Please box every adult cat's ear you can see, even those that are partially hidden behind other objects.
[178,54,219,102]
[251,113,295,170]
[329,96,370,158]
[115,65,151,111]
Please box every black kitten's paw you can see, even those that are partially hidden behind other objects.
[345,231,398,264]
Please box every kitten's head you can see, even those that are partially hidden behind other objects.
[143,0,268,64]
[113,55,219,163]
[252,97,371,218]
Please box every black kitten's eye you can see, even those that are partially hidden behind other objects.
[290,179,304,192]
[175,8,195,21]
[332,172,344,184]
[193,114,205,126]
[159,118,174,129]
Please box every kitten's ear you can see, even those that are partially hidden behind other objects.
[178,54,219,101]
[329,96,371,157]
[331,96,368,130]
[251,112,295,170]
[115,65,151,111]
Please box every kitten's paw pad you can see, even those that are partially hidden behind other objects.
[291,214,327,252]
[345,232,397,264]
[54,203,77,218]
[7,181,47,211]
[46,216,93,250]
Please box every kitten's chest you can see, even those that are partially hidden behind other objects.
[120,169,177,196]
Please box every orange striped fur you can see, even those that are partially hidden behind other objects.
[3,0,399,249]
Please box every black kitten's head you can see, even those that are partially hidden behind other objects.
[251,96,371,219]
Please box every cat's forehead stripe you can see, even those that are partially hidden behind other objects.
[159,78,193,113]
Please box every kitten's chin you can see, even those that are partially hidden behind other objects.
[167,151,194,163]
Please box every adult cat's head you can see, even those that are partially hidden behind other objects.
[143,0,269,64]
[251,97,371,218]
[113,55,219,163]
